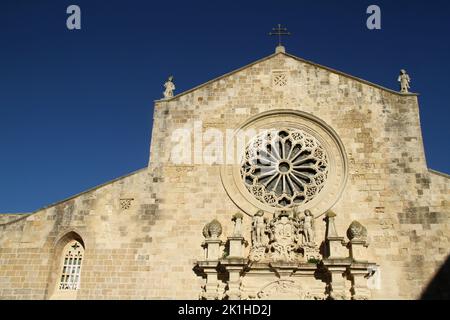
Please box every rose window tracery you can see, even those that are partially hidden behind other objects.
[240,128,329,208]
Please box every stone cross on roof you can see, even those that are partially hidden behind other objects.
[269,24,291,46]
[269,24,291,53]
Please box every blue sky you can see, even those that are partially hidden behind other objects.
[0,0,449,212]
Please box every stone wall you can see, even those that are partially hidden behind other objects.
[0,214,29,225]
[0,52,448,299]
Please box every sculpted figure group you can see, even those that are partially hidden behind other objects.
[250,206,319,262]
[252,207,316,245]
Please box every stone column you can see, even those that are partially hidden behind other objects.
[348,239,369,262]
[348,266,372,300]
[325,265,349,300]
[205,239,222,261]
[222,263,246,300]
[199,219,224,300]
[200,238,223,299]
[325,211,348,259]
[347,221,369,262]
[202,262,220,300]
[223,237,247,300]
[222,213,247,300]
[346,221,374,300]
[323,211,351,299]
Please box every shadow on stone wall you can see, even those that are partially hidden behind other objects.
[421,255,450,300]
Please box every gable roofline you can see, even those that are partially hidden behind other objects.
[283,52,419,96]
[34,167,147,212]
[155,51,418,103]
[0,213,32,227]
[0,167,147,226]
[428,168,450,180]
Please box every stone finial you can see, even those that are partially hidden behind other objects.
[228,212,246,259]
[326,211,336,218]
[275,45,286,53]
[347,221,369,263]
[202,223,210,239]
[269,24,290,53]
[325,211,339,238]
[203,219,222,239]
[163,75,175,99]
[232,212,243,220]
[347,221,368,241]
[398,69,411,93]
[323,211,349,260]
[232,212,244,237]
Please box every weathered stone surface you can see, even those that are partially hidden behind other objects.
[0,50,448,299]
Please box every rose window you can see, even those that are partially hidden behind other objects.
[241,128,329,208]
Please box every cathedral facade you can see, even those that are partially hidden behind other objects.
[0,46,449,300]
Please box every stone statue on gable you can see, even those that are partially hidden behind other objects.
[398,69,411,93]
[163,75,175,99]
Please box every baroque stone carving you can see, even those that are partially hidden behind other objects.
[195,209,378,300]
[257,280,300,299]
[241,128,329,209]
[347,221,367,241]
[255,280,324,300]
[267,210,299,262]
[163,75,175,99]
[203,219,223,239]
[398,69,411,93]
[248,208,320,263]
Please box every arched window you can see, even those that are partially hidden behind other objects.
[47,232,85,299]
[58,240,84,291]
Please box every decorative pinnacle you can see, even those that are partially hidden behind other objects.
[269,24,291,52]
